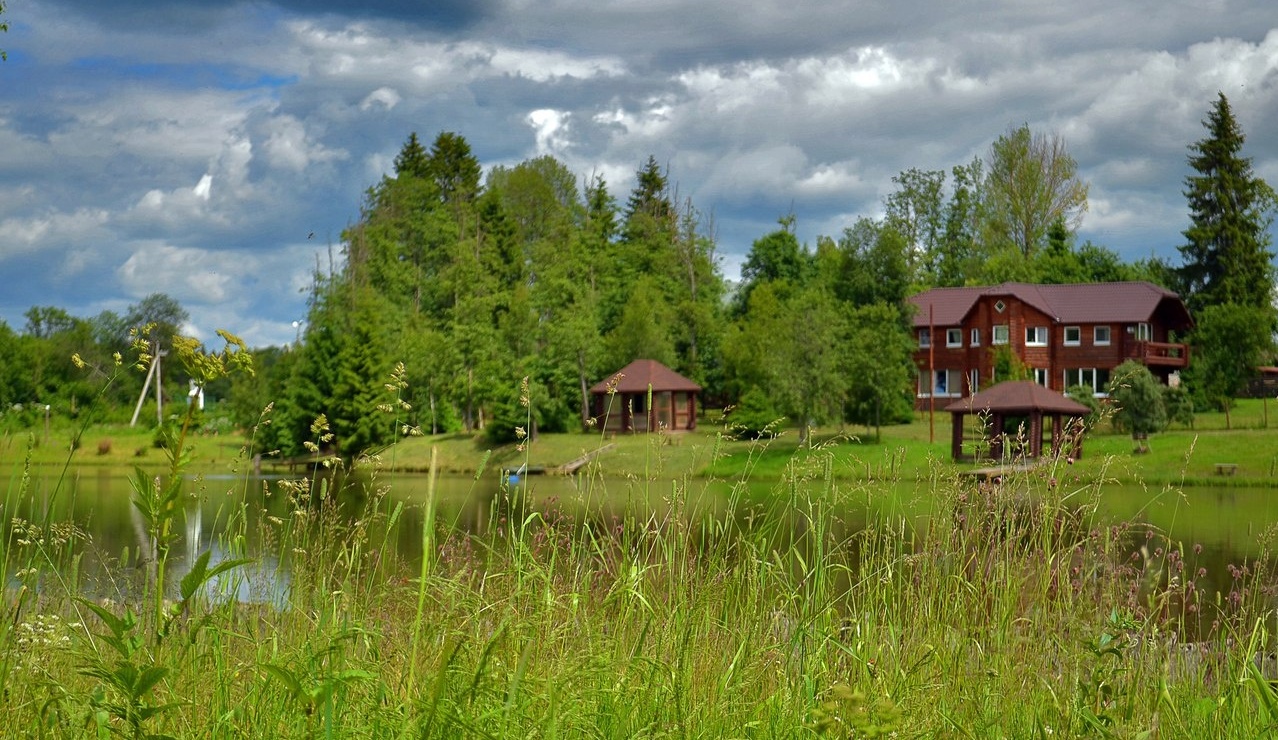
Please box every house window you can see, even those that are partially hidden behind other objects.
[919,329,931,348]
[992,324,1009,345]
[1065,368,1112,395]
[970,328,981,346]
[946,328,962,347]
[968,368,980,394]
[994,300,1006,313]
[1135,323,1152,340]
[1094,326,1111,346]
[1064,326,1081,346]
[1025,326,1048,346]
[918,369,961,397]
[1032,368,1047,386]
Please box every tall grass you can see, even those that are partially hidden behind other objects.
[4,374,1278,737]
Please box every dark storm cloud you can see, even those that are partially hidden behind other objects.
[37,0,498,32]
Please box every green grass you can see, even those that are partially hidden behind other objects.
[5,412,1278,737]
[10,397,1278,489]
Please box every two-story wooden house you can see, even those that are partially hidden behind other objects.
[907,281,1193,407]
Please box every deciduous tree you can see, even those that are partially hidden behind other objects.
[983,124,1089,260]
[1186,303,1273,428]
[1107,360,1167,452]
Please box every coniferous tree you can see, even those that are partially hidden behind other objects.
[1176,93,1278,315]
[393,132,430,179]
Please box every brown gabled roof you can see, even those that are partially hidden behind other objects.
[944,380,1091,415]
[909,281,1192,329]
[589,359,702,394]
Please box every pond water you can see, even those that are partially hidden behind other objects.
[9,466,1278,616]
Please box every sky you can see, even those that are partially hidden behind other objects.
[2,0,1277,348]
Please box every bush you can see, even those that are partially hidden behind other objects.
[1065,384,1103,429]
[728,386,785,439]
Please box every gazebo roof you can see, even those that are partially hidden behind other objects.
[944,380,1090,415]
[589,359,702,394]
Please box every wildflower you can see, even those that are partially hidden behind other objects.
[71,353,85,369]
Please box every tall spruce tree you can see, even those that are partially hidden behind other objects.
[1177,93,1278,315]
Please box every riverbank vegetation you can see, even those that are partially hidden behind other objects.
[5,411,1278,736]
[6,397,1278,489]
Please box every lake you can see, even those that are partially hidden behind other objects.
[9,465,1278,617]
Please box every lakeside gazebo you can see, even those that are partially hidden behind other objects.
[945,381,1090,462]
[589,359,701,433]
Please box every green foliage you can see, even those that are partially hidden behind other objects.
[982,123,1089,259]
[989,345,1033,385]
[726,385,784,439]
[1065,383,1103,429]
[830,218,910,307]
[1185,302,1275,428]
[1162,383,1195,429]
[735,219,810,314]
[1177,93,1278,315]
[1107,360,1167,449]
[844,302,915,436]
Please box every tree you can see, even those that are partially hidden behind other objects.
[883,168,945,284]
[603,276,676,371]
[1187,303,1273,428]
[734,218,809,314]
[23,306,77,339]
[425,131,482,206]
[1106,361,1166,452]
[983,124,1089,259]
[935,159,984,287]
[844,303,915,440]
[832,218,909,308]
[393,132,430,179]
[125,294,190,347]
[1176,93,1277,315]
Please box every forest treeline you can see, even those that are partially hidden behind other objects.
[2,95,1273,457]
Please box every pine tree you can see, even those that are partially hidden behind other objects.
[1177,93,1278,314]
[393,132,430,179]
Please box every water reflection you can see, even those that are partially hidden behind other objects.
[7,467,1278,630]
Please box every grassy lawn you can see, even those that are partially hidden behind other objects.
[5,398,1277,488]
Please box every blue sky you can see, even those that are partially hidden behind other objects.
[2,0,1277,347]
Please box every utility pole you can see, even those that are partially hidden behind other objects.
[130,346,168,426]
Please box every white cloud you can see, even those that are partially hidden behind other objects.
[261,115,347,172]
[527,109,572,156]
[0,208,112,256]
[360,86,402,111]
[118,243,234,303]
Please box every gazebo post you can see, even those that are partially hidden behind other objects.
[991,415,1005,460]
[951,412,965,460]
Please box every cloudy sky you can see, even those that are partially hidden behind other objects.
[3,1,1277,347]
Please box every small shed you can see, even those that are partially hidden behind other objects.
[945,381,1089,462]
[590,359,701,433]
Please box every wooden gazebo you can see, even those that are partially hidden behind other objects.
[589,359,701,433]
[945,381,1089,462]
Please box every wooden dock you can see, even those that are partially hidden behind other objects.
[502,443,617,479]
[959,461,1043,482]
[556,443,616,474]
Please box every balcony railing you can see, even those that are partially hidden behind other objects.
[1127,341,1190,367]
